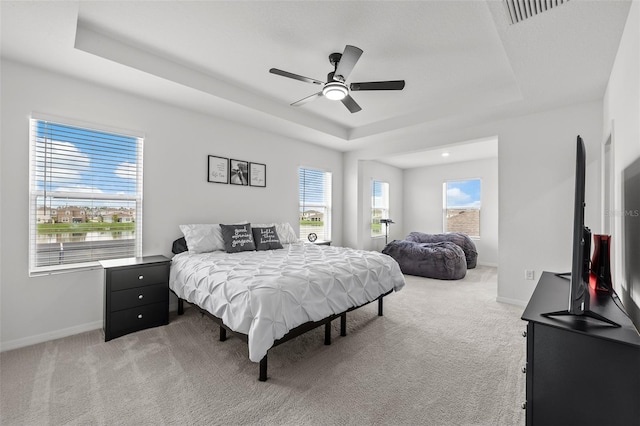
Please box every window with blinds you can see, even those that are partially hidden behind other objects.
[299,167,332,242]
[29,117,143,275]
[371,180,389,237]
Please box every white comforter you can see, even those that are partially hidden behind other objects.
[169,243,405,362]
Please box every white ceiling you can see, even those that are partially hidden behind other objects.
[382,136,499,169]
[0,1,632,167]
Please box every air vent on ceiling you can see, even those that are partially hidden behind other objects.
[504,0,570,25]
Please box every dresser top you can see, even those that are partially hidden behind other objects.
[98,255,170,269]
[522,271,640,348]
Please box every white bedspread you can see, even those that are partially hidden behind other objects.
[169,243,405,362]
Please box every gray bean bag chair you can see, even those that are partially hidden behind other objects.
[405,232,477,269]
[382,240,467,280]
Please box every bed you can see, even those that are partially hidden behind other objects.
[169,225,405,381]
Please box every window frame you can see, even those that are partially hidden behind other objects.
[298,167,332,242]
[371,180,390,238]
[28,114,144,276]
[442,178,481,238]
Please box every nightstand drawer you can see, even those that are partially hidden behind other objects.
[110,264,168,291]
[109,302,168,335]
[110,283,168,312]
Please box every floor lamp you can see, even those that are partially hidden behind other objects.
[380,218,395,245]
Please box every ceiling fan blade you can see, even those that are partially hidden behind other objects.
[341,95,362,113]
[350,80,406,91]
[291,92,323,107]
[334,45,363,81]
[269,68,324,86]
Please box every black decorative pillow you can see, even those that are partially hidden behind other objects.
[172,237,189,254]
[220,223,256,253]
[252,226,283,250]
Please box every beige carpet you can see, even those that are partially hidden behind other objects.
[1,266,526,425]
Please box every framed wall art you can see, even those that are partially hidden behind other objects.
[249,162,266,187]
[230,159,249,186]
[208,155,229,184]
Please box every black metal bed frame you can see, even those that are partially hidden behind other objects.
[175,289,393,381]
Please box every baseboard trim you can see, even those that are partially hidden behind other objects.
[1,301,182,353]
[496,296,528,307]
[477,261,498,268]
[0,320,103,353]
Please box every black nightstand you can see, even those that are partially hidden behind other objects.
[100,255,171,341]
[313,240,331,246]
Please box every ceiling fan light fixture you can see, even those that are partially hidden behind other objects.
[322,81,348,100]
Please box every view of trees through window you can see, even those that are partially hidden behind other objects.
[299,167,332,242]
[30,119,142,272]
[443,179,481,237]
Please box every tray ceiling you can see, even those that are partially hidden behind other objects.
[0,1,632,158]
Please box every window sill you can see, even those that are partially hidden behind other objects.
[29,262,102,277]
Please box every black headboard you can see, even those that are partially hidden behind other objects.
[172,237,188,254]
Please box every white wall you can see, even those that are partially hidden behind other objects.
[342,155,359,249]
[0,60,343,350]
[403,157,499,266]
[603,1,640,312]
[495,104,603,305]
[344,100,603,306]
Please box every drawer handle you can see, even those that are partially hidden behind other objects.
[138,275,144,280]
[138,294,144,300]
[137,314,143,319]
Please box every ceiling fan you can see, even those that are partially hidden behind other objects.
[269,45,405,113]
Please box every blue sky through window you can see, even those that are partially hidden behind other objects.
[36,121,138,199]
[372,180,388,209]
[446,179,481,208]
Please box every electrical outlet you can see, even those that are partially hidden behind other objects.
[525,270,535,280]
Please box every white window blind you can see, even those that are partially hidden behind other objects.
[299,167,332,242]
[29,118,143,275]
[371,180,389,237]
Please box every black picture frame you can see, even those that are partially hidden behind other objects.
[249,162,266,187]
[208,155,229,184]
[230,159,249,186]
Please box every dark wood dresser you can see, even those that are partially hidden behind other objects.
[521,271,640,426]
[100,255,171,341]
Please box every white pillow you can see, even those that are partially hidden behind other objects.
[179,224,225,253]
[277,223,300,244]
[253,222,299,244]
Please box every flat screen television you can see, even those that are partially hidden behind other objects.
[544,136,619,327]
[568,136,591,315]
[622,155,640,332]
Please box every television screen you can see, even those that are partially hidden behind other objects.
[545,136,618,327]
[568,136,589,315]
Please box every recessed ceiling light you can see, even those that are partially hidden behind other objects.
[441,152,450,157]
